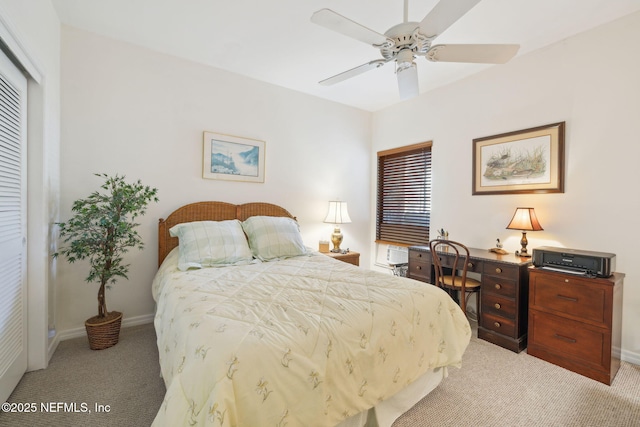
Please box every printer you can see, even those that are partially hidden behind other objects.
[532,246,615,278]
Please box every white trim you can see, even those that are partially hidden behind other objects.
[0,5,42,83]
[621,348,640,366]
[56,313,155,342]
[47,333,60,366]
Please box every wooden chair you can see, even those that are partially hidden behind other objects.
[429,239,481,320]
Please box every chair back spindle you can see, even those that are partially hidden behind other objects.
[429,239,481,320]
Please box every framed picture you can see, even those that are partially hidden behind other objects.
[472,122,565,195]
[203,132,265,183]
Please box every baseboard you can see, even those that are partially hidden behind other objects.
[47,333,60,364]
[56,313,155,342]
[621,348,640,365]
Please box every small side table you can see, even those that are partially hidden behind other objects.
[323,251,360,266]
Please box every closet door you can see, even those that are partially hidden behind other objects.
[0,46,27,403]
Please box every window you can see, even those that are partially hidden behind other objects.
[376,142,432,246]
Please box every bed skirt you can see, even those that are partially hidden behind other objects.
[338,367,446,427]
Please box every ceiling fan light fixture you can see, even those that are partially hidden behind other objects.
[396,49,415,72]
[396,61,415,73]
[397,62,419,100]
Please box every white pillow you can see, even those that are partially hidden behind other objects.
[241,216,307,261]
[169,220,253,271]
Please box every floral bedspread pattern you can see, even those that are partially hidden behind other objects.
[152,251,471,427]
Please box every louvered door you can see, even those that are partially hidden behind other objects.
[0,47,27,403]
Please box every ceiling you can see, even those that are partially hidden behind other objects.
[51,0,640,112]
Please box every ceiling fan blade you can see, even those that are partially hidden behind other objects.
[419,0,482,38]
[320,60,389,86]
[311,9,392,47]
[397,64,419,100]
[426,44,520,64]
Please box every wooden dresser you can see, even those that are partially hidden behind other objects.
[408,246,531,352]
[528,268,624,385]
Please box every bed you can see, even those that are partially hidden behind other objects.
[152,201,471,427]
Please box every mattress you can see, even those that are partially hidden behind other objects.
[152,249,471,426]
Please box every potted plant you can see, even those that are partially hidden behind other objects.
[54,173,158,350]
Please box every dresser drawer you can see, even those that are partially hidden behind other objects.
[529,310,607,369]
[481,312,516,337]
[408,250,430,282]
[482,293,516,319]
[481,275,517,298]
[483,261,519,280]
[531,275,607,326]
[432,252,482,274]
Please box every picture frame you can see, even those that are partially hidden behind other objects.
[472,122,565,195]
[203,132,265,183]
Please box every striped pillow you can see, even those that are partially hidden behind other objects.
[242,216,307,261]
[169,220,253,271]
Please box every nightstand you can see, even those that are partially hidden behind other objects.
[323,251,360,266]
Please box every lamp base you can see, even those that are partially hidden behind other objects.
[517,231,532,258]
[330,226,343,253]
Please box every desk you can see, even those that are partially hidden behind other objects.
[408,245,532,353]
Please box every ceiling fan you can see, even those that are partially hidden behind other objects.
[311,0,519,100]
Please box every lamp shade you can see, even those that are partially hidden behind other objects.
[323,201,351,224]
[506,207,544,231]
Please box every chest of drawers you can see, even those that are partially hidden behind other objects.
[480,260,530,351]
[408,245,531,352]
[527,268,624,385]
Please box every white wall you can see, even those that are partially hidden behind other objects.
[0,0,61,369]
[372,12,640,362]
[58,26,372,333]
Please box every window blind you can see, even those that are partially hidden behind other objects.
[376,142,431,246]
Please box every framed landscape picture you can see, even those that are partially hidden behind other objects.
[203,132,265,183]
[472,122,565,195]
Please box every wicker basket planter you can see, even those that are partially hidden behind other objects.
[85,311,123,350]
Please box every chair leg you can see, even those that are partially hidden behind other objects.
[460,289,466,316]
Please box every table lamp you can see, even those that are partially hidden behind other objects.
[506,207,543,257]
[323,201,351,253]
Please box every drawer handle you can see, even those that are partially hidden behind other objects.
[416,266,422,270]
[494,322,501,328]
[467,262,474,269]
[417,253,422,258]
[554,333,577,344]
[494,303,501,309]
[494,284,502,290]
[495,267,503,274]
[556,294,578,302]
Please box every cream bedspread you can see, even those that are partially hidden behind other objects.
[152,250,471,427]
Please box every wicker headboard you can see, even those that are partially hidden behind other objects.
[158,201,296,266]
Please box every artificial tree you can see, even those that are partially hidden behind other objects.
[54,173,158,349]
